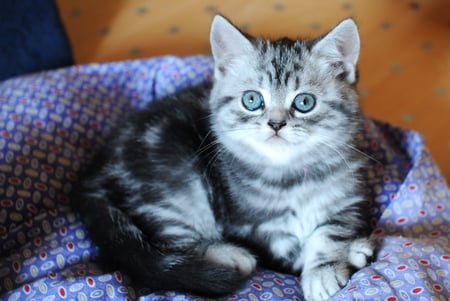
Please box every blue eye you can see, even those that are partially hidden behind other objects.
[292,93,316,113]
[242,91,264,111]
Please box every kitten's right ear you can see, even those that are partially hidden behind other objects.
[210,15,253,77]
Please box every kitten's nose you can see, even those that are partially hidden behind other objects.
[267,120,287,132]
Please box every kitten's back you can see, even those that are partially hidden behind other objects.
[72,83,258,295]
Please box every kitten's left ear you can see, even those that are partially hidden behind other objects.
[313,18,360,83]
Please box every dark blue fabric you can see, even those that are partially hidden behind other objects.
[0,0,73,81]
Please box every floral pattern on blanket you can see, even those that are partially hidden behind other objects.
[0,56,449,301]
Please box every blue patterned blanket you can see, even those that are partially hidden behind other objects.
[0,56,449,301]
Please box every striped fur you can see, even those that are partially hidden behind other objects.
[72,16,373,301]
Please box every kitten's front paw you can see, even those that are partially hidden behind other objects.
[301,263,350,301]
[301,239,374,301]
[348,238,374,268]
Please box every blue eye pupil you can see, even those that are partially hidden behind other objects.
[242,91,264,111]
[293,93,316,113]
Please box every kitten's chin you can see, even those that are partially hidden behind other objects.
[220,132,301,166]
[263,144,296,165]
[247,137,300,166]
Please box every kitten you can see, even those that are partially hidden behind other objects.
[72,15,374,301]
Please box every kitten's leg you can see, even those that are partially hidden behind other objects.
[128,187,257,295]
[233,215,307,274]
[250,230,303,273]
[300,226,373,301]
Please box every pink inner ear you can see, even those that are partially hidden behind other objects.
[341,39,359,66]
[210,15,253,65]
[335,21,360,66]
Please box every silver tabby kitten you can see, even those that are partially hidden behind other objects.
[73,15,374,301]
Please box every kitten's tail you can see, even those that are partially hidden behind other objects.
[75,200,255,297]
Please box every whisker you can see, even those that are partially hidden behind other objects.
[213,126,260,134]
[292,128,380,165]
[205,145,225,172]
[196,130,214,153]
[195,141,218,159]
[198,112,215,121]
[345,144,381,164]
[317,141,351,170]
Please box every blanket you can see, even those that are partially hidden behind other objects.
[0,56,449,301]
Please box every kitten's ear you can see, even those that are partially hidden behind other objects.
[313,18,360,83]
[210,15,253,77]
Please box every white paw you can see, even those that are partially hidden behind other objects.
[348,238,374,268]
[204,243,256,275]
[301,263,350,301]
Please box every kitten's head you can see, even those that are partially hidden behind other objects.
[209,15,362,167]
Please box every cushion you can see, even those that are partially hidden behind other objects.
[0,0,73,81]
[0,56,449,300]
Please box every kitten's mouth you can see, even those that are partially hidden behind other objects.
[266,134,288,144]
